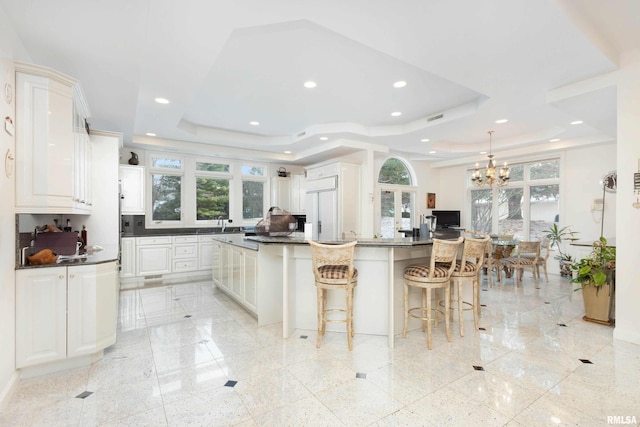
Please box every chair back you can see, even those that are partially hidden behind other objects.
[516,241,540,262]
[430,237,464,278]
[308,240,357,282]
[539,237,550,261]
[457,232,491,274]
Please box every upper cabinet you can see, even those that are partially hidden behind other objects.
[15,61,92,214]
[119,165,145,214]
[270,174,306,214]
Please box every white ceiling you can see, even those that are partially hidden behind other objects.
[1,0,638,165]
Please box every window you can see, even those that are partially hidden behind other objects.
[469,159,560,239]
[377,158,416,238]
[242,164,266,220]
[150,155,184,223]
[196,178,229,220]
[196,162,229,173]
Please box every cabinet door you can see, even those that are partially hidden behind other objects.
[137,245,172,276]
[15,72,75,212]
[119,165,145,214]
[271,176,291,211]
[16,267,67,368]
[212,242,222,285]
[243,250,257,312]
[230,247,243,299]
[67,262,118,357]
[120,237,136,278]
[200,241,214,270]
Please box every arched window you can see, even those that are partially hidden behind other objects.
[377,158,416,238]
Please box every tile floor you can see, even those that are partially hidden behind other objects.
[2,273,639,426]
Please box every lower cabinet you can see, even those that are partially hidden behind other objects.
[16,261,119,368]
[212,242,258,314]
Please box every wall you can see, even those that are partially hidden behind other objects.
[563,143,617,246]
[614,49,640,345]
[0,6,30,408]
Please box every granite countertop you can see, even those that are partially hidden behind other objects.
[244,235,435,248]
[212,235,260,251]
[571,237,616,248]
[17,245,119,270]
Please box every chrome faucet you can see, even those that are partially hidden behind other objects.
[217,216,226,233]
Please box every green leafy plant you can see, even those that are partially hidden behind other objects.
[543,224,579,262]
[571,237,616,292]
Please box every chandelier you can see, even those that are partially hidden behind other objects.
[471,130,510,187]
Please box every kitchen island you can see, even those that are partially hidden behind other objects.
[213,233,460,348]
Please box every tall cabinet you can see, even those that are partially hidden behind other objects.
[14,61,92,214]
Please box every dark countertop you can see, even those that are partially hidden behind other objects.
[17,246,119,270]
[121,226,246,238]
[244,235,436,248]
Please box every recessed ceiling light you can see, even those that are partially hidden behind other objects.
[549,138,560,142]
[420,138,430,142]
[145,132,156,137]
[154,97,170,104]
[303,81,317,89]
[480,151,487,154]
[284,150,291,154]
[393,81,407,88]
[494,119,508,124]
[249,121,260,126]
[571,120,583,125]
[319,136,328,141]
[428,151,436,154]
[391,112,402,117]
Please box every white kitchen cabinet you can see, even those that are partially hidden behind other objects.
[270,174,306,213]
[230,246,243,299]
[119,165,145,215]
[213,240,258,315]
[199,235,216,270]
[15,61,92,214]
[136,236,172,276]
[120,237,136,278]
[16,262,118,369]
[67,262,119,357]
[172,236,198,273]
[243,250,258,311]
[16,267,67,367]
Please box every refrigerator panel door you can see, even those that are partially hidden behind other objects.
[318,190,337,240]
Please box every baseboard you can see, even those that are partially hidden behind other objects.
[613,327,640,345]
[0,371,20,411]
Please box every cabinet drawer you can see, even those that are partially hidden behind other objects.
[173,259,197,272]
[173,235,198,244]
[136,236,172,245]
[173,243,198,258]
[198,234,219,243]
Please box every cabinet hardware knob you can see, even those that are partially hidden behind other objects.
[59,275,64,279]
[69,274,75,278]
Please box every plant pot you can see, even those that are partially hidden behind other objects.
[581,282,614,325]
[559,260,573,276]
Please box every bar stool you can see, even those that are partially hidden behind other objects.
[449,232,490,336]
[403,237,463,349]
[308,240,358,350]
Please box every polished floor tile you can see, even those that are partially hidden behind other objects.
[2,275,639,426]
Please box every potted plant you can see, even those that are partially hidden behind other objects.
[571,237,615,325]
[543,224,579,276]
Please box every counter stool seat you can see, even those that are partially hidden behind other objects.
[309,240,358,350]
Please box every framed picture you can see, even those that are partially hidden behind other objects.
[427,193,436,209]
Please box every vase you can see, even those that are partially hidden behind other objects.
[581,282,614,325]
[128,152,139,165]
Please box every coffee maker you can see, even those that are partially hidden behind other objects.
[420,215,437,237]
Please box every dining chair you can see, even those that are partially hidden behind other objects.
[533,237,550,282]
[482,241,502,287]
[308,240,358,350]
[500,241,541,287]
[449,232,491,336]
[402,237,464,349]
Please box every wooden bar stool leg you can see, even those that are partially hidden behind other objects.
[426,288,433,350]
[346,286,353,350]
[473,276,480,329]
[422,288,427,332]
[403,282,409,338]
[444,285,451,343]
[316,287,324,348]
[457,279,464,337]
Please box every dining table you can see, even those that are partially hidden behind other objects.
[489,238,519,278]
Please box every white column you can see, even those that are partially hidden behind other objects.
[614,48,640,345]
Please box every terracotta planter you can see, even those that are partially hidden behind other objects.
[581,282,615,325]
